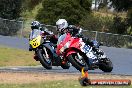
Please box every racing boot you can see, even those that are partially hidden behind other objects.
[33,54,39,61]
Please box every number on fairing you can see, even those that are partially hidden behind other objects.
[82,45,90,53]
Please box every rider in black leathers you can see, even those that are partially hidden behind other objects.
[56,19,93,47]
[56,19,98,65]
[29,21,57,51]
[29,21,58,60]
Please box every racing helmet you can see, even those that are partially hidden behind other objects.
[56,19,68,32]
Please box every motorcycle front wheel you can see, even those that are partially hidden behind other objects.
[67,53,88,72]
[37,47,52,69]
[61,62,70,69]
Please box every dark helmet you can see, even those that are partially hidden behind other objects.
[31,21,41,29]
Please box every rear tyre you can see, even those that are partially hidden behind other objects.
[99,58,113,72]
[37,47,52,69]
[67,53,88,72]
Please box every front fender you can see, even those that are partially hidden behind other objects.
[66,50,76,57]
[42,43,59,58]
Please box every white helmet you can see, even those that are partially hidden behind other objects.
[56,19,68,32]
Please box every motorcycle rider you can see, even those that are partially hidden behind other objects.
[29,21,57,50]
[29,21,41,51]
[56,19,98,67]
[29,21,57,60]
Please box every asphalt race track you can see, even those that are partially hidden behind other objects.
[0,35,132,75]
[0,35,29,50]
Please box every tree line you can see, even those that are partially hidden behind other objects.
[0,0,131,35]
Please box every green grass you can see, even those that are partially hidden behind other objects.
[0,80,131,88]
[0,45,40,66]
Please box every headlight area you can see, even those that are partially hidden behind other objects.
[60,47,64,53]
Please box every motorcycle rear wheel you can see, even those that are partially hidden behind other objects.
[37,47,52,69]
[67,53,88,72]
[99,58,113,72]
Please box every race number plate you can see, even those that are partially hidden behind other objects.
[82,45,90,53]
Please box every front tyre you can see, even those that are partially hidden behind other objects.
[67,53,88,72]
[37,47,52,69]
[99,58,113,72]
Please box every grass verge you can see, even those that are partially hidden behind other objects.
[0,80,131,88]
[0,45,39,66]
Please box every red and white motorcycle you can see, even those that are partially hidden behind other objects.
[56,33,113,72]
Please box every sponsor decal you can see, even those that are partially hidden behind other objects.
[79,68,131,86]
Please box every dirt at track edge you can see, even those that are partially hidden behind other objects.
[0,72,132,84]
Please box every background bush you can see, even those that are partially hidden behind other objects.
[36,0,92,25]
[0,0,22,20]
[80,13,113,32]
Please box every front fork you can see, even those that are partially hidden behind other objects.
[33,47,49,61]
[43,47,49,59]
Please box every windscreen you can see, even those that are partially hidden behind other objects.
[29,29,41,40]
[57,33,66,45]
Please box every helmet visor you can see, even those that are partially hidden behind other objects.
[56,22,65,30]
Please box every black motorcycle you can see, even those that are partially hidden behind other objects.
[29,29,70,69]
